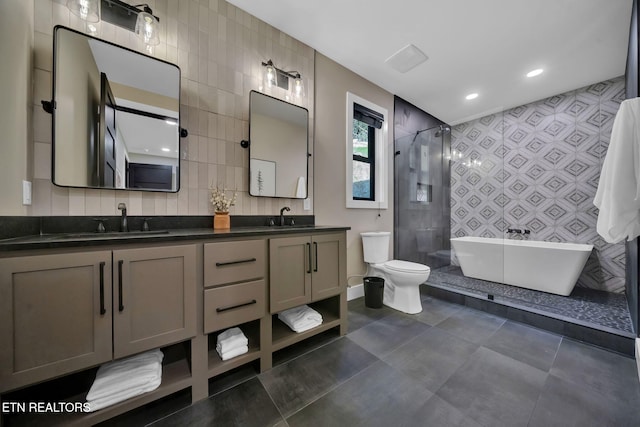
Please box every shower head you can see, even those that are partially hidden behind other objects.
[435,125,451,137]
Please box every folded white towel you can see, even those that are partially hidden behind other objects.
[286,318,322,333]
[87,369,161,412]
[278,305,323,333]
[216,327,248,352]
[217,345,249,361]
[86,349,163,403]
[594,97,640,243]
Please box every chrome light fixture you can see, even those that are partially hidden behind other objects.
[67,0,100,23]
[261,59,305,99]
[134,5,160,47]
[67,0,161,51]
[263,60,278,89]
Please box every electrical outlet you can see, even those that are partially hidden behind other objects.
[303,198,311,210]
[22,180,32,205]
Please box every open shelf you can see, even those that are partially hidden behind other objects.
[2,343,192,427]
[271,298,341,352]
[207,320,261,378]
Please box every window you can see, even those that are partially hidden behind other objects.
[346,93,388,209]
[352,112,375,200]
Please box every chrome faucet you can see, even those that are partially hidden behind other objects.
[117,202,128,232]
[279,206,291,226]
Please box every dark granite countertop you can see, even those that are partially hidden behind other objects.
[0,216,350,252]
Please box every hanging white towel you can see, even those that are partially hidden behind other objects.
[295,176,306,198]
[594,97,640,243]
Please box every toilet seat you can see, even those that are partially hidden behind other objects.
[384,260,430,274]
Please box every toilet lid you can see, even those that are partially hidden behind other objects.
[384,260,430,273]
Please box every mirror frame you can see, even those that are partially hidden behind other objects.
[247,90,309,199]
[51,25,183,193]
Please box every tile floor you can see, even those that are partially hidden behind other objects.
[103,292,640,427]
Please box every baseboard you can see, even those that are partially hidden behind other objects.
[347,283,364,301]
[636,338,640,382]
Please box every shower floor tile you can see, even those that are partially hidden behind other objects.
[426,266,634,336]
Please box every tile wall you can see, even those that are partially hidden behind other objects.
[450,77,626,293]
[31,0,314,216]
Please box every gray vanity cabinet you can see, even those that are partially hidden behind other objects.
[113,245,197,359]
[269,233,346,313]
[0,251,113,392]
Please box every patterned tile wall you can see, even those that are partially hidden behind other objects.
[450,77,626,293]
[30,0,314,217]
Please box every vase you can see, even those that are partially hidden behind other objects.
[213,212,230,229]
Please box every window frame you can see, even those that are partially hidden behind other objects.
[346,92,388,209]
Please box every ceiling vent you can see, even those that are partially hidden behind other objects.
[385,44,428,73]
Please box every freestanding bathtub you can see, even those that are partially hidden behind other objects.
[450,236,593,296]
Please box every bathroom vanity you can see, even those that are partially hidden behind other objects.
[0,221,348,426]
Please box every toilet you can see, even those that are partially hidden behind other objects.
[361,231,430,314]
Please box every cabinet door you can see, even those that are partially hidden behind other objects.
[113,245,196,358]
[0,252,112,392]
[311,233,347,301]
[269,236,312,313]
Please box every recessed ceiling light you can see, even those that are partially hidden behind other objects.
[465,93,478,100]
[161,148,170,152]
[385,44,428,73]
[526,68,544,78]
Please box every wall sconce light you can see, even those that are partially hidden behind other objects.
[261,59,305,99]
[67,0,100,23]
[67,0,161,52]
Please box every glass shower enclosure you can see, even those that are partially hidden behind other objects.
[395,125,452,269]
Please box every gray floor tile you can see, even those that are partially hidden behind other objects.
[347,311,431,357]
[382,327,479,393]
[435,307,506,344]
[412,296,464,326]
[528,374,640,427]
[550,338,640,401]
[150,378,283,427]
[437,347,547,427]
[259,337,378,418]
[347,297,394,333]
[272,329,341,367]
[404,394,483,427]
[484,320,561,371]
[286,360,433,427]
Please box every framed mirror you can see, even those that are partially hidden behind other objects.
[248,91,309,199]
[52,26,181,192]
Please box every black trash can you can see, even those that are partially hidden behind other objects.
[363,276,384,309]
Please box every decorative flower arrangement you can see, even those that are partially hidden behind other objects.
[210,185,237,213]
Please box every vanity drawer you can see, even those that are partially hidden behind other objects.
[204,240,265,287]
[204,280,266,333]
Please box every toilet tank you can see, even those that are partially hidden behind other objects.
[361,231,390,263]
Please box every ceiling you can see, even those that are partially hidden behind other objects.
[227,0,633,125]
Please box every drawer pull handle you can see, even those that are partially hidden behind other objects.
[215,257,257,267]
[118,260,124,312]
[99,261,106,315]
[216,299,257,313]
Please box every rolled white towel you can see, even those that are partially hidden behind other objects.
[86,349,163,402]
[217,345,249,361]
[216,327,248,352]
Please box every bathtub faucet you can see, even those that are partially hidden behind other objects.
[506,228,522,234]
